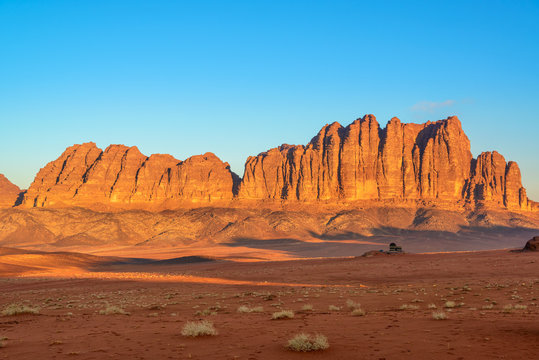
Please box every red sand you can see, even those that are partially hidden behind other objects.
[0,250,538,359]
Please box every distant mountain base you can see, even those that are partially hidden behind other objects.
[1,205,537,256]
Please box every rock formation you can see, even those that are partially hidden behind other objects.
[465,152,530,210]
[239,115,531,210]
[523,236,539,251]
[0,174,21,208]
[23,143,239,209]
[19,115,535,211]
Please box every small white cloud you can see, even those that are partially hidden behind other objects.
[411,100,455,112]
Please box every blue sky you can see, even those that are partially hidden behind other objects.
[1,0,538,199]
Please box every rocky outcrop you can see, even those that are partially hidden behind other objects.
[20,115,535,211]
[23,143,238,209]
[0,174,21,208]
[239,115,528,208]
[464,152,530,210]
[523,236,539,251]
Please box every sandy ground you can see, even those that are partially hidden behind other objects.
[0,250,538,359]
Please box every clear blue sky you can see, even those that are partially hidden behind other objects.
[1,0,538,199]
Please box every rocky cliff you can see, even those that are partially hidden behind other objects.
[239,115,532,210]
[22,143,239,209]
[12,115,536,211]
[0,174,21,208]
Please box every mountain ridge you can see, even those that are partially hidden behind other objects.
[1,115,537,212]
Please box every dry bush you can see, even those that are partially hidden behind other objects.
[351,308,366,316]
[346,299,365,315]
[271,310,294,320]
[237,305,263,313]
[287,333,329,352]
[328,305,340,311]
[194,308,216,316]
[503,304,514,313]
[432,311,447,320]
[2,304,39,316]
[346,299,361,310]
[444,301,456,308]
[482,304,494,310]
[181,320,217,337]
[99,305,129,315]
[237,305,250,313]
[400,304,419,310]
[428,303,437,309]
[301,304,313,311]
[514,304,527,310]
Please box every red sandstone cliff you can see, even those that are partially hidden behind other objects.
[0,174,21,208]
[239,115,531,210]
[18,115,535,211]
[23,143,239,209]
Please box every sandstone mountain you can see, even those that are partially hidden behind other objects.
[240,116,533,210]
[22,143,239,209]
[14,115,535,212]
[1,115,538,252]
[0,174,21,208]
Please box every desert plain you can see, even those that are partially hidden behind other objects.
[0,243,538,360]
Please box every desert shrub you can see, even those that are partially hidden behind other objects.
[328,305,340,311]
[503,304,514,313]
[181,320,217,337]
[99,305,129,315]
[428,303,437,309]
[301,304,313,311]
[287,333,329,352]
[444,301,456,308]
[271,310,294,320]
[195,308,216,316]
[351,308,366,316]
[514,304,527,310]
[237,305,263,313]
[432,311,447,320]
[482,304,494,310]
[346,299,361,310]
[2,304,39,316]
[400,304,419,310]
[237,305,250,313]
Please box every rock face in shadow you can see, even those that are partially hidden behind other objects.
[523,236,539,251]
[19,115,535,211]
[0,174,21,208]
[23,143,239,209]
[239,115,532,210]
